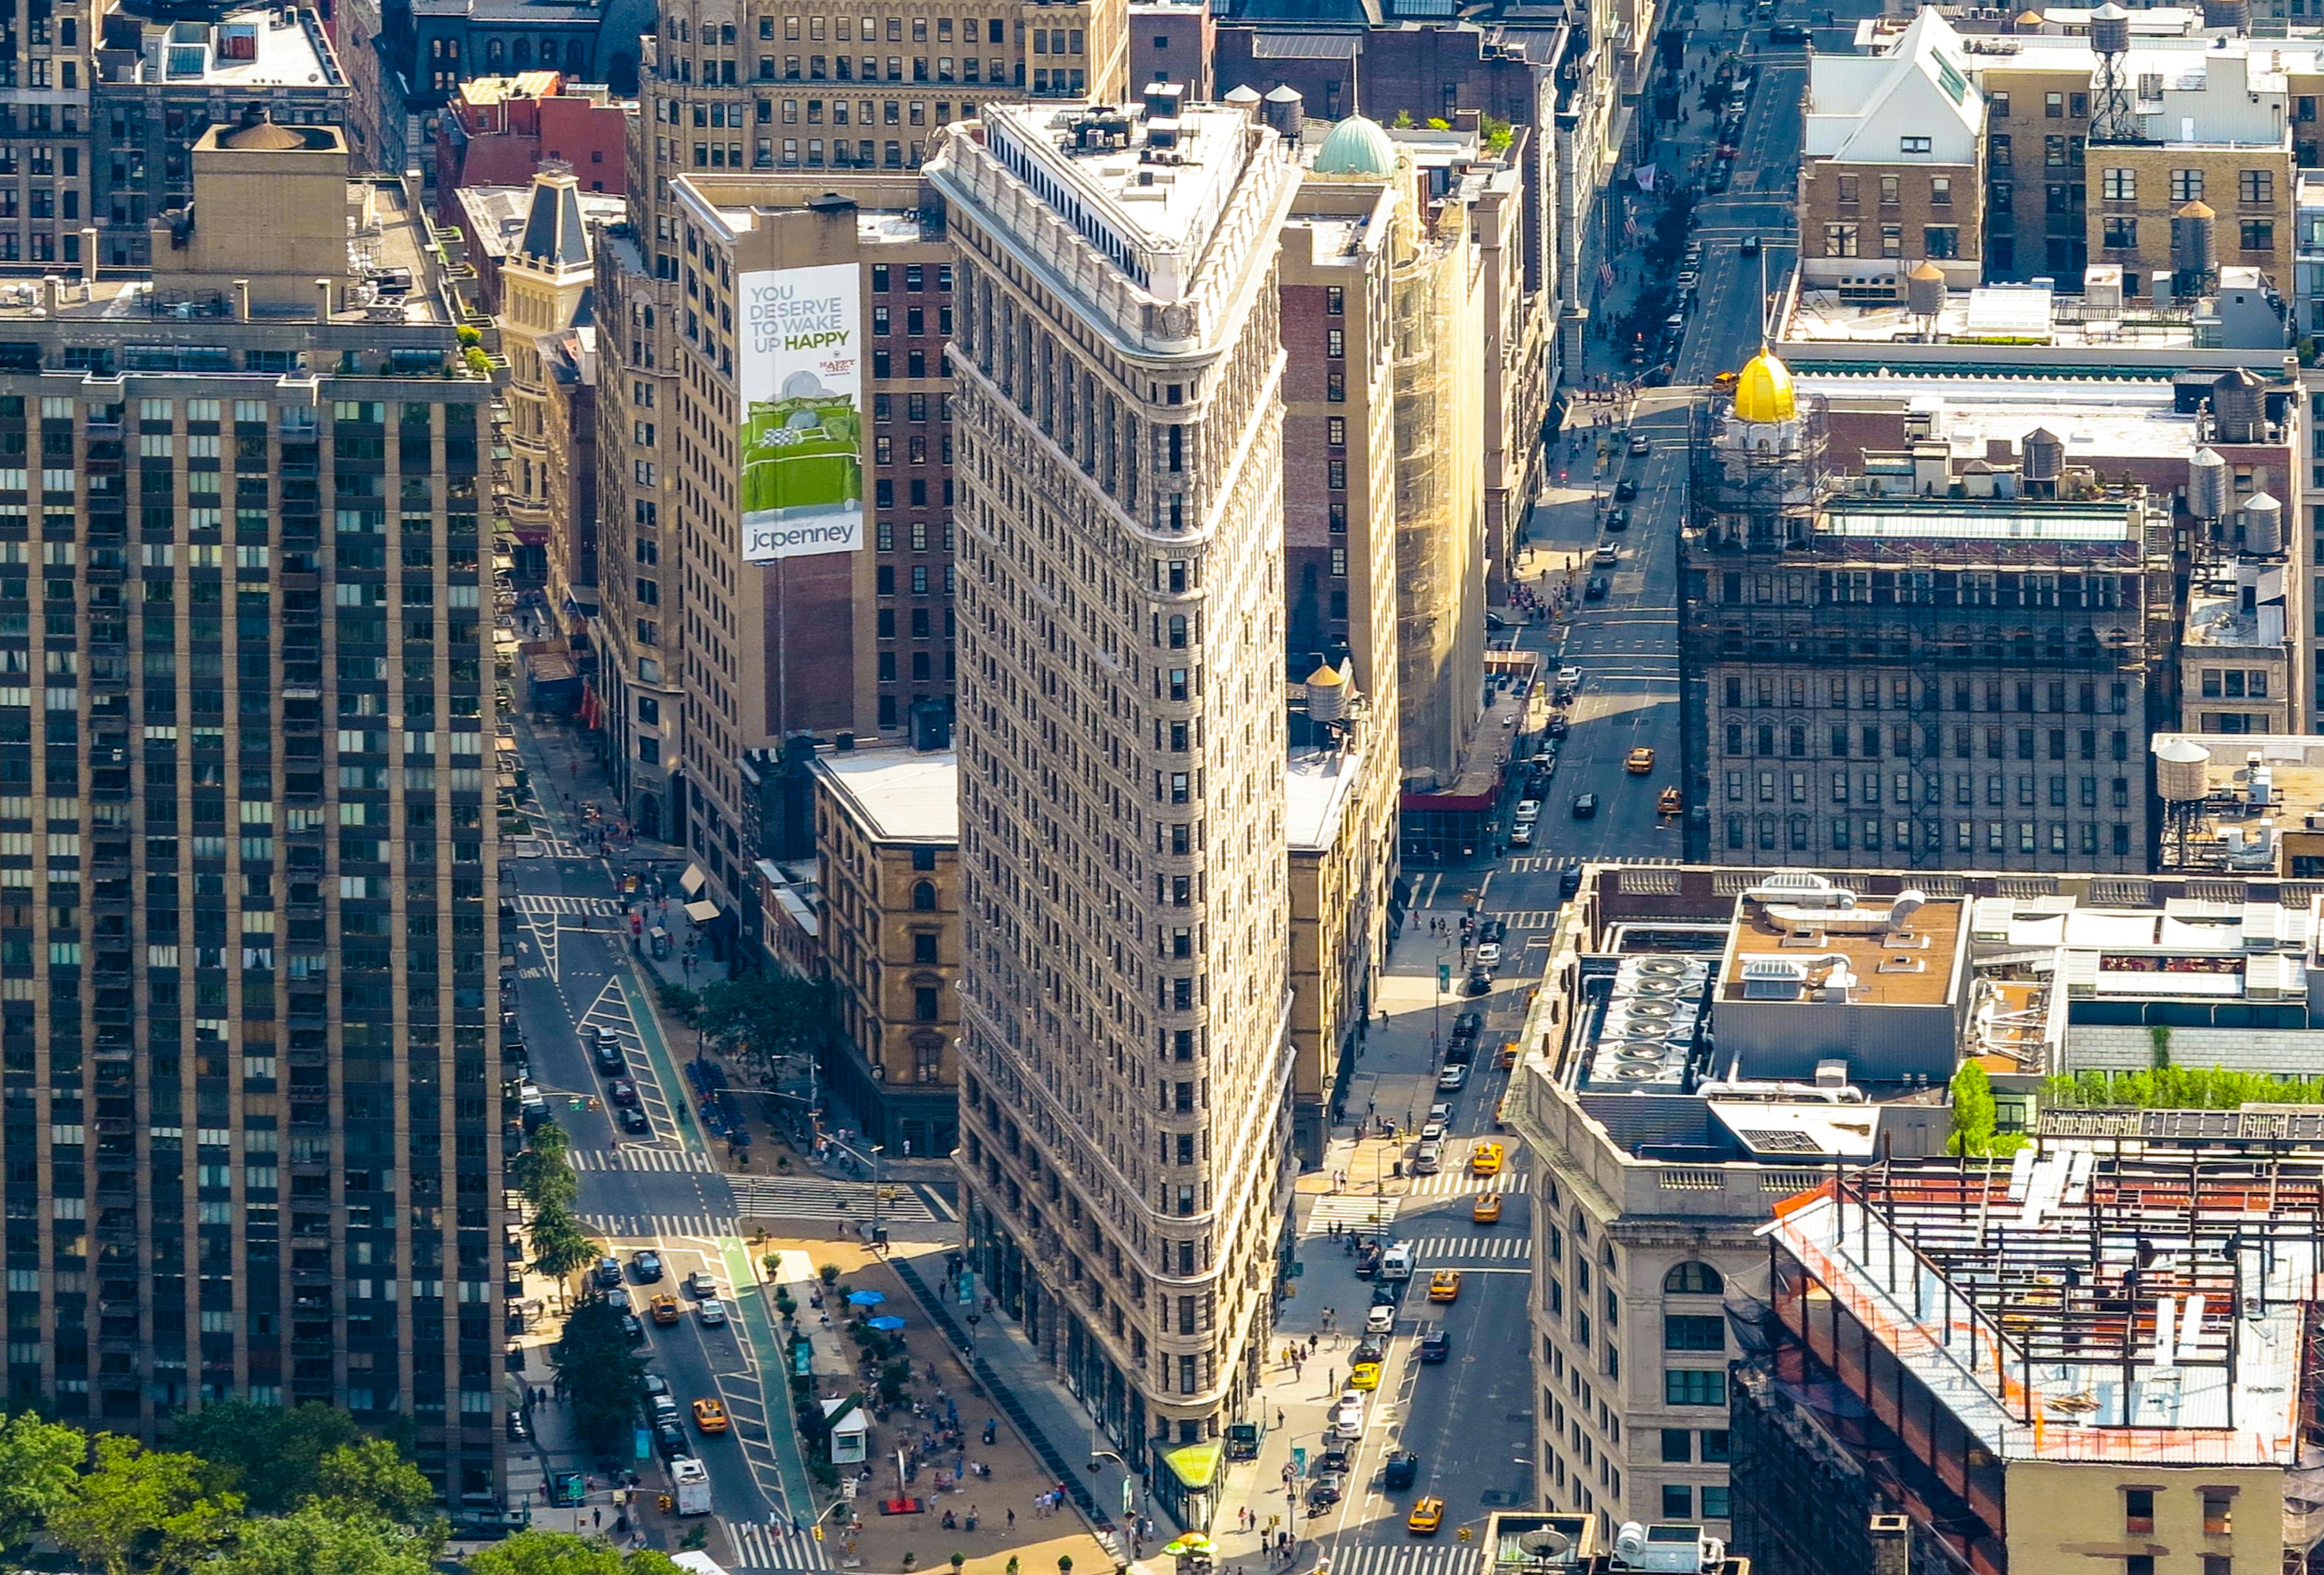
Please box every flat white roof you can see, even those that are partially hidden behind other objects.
[1286,746,1365,851]
[1799,372,2204,463]
[814,748,959,843]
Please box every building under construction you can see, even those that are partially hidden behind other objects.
[1680,350,2176,872]
[1731,1121,2324,1575]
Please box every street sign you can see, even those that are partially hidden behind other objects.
[1437,962,1451,991]
[633,1427,651,1462]
[1291,1447,1306,1477]
[1121,1477,1134,1516]
[959,1270,976,1306]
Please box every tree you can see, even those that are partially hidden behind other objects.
[529,1202,599,1287]
[210,1504,434,1575]
[47,1434,243,1575]
[314,1440,438,1530]
[466,1530,685,1575]
[509,1124,577,1213]
[550,1300,646,1459]
[1947,1061,1999,1157]
[172,1399,360,1514]
[695,971,832,1084]
[0,1408,86,1548]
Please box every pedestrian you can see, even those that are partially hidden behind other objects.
[1007,1508,1016,1531]
[1276,1407,1285,1429]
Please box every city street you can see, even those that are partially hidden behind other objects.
[498,722,960,1574]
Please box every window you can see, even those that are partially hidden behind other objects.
[1824,223,1858,258]
[910,881,936,912]
[1665,1370,1725,1407]
[2201,1491,2232,1535]
[1836,174,1859,203]
[1701,1486,1732,1520]
[2104,217,2138,250]
[2047,91,2065,117]
[1660,1429,1692,1464]
[1931,175,1952,205]
[1924,225,1959,258]
[1900,135,1931,154]
[2172,168,2205,202]
[2242,219,2275,251]
[1663,1262,1723,1295]
[1662,1486,1692,1519]
[1663,1315,1725,1352]
[2102,167,2135,201]
[2241,168,2273,205]
[1880,174,1901,207]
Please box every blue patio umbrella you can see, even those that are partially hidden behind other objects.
[846,1290,886,1307]
[866,1315,907,1331]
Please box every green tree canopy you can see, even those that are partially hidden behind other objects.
[210,1504,435,1575]
[695,971,832,1080]
[466,1530,684,1575]
[509,1124,578,1213]
[0,1408,85,1547]
[171,1400,361,1514]
[313,1439,438,1530]
[2043,1066,2324,1109]
[529,1202,599,1283]
[551,1299,646,1458]
[1947,1060,1998,1156]
[47,1434,243,1575]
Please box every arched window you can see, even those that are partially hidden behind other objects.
[512,35,531,67]
[1569,1209,1590,1246]
[1665,1261,1724,1296]
[911,880,937,912]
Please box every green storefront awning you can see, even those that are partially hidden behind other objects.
[1160,1441,1222,1491]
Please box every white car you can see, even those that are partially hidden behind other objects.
[698,1298,728,1327]
[1365,1304,1397,1335]
[1510,824,1534,848]
[1419,1121,1447,1144]
[1556,666,1582,688]
[1429,1103,1453,1125]
[1474,943,1503,967]
[1330,1400,1366,1439]
[1514,800,1541,823]
[1438,1064,1470,1092]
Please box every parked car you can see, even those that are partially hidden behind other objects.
[640,1372,671,1400]
[1605,508,1630,531]
[1628,434,1651,457]
[591,1034,626,1076]
[1740,231,1765,253]
[1366,1303,1398,1335]
[1464,966,1492,997]
[593,1257,623,1290]
[619,1105,652,1134]
[654,1422,689,1459]
[1452,1012,1483,1040]
[1438,1064,1470,1092]
[620,1312,646,1345]
[1419,1329,1452,1364]
[1559,868,1583,898]
[1474,942,1502,967]
[608,1079,640,1107]
[686,1271,719,1298]
[1613,478,1639,501]
[1306,1474,1346,1513]
[1584,577,1609,601]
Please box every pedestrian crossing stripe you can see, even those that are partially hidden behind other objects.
[1480,909,1555,930]
[1502,855,1680,873]
[570,1147,717,1173]
[1306,1196,1402,1234]
[513,893,625,917]
[725,1175,940,1225]
[724,1518,832,1573]
[1403,1234,1532,1262]
[1323,1542,1478,1575]
[577,1212,739,1240]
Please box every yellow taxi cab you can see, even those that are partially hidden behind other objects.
[1497,1041,1519,1070]
[1658,786,1684,815]
[1626,747,1656,774]
[1429,1269,1462,1303]
[1469,1140,1504,1176]
[1349,1360,1383,1392]
[691,1398,730,1434]
[649,1294,681,1326]
[1407,1497,1446,1535]
[1472,1193,1503,1225]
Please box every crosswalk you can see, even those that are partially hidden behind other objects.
[570,1147,717,1173]
[577,1211,738,1240]
[1406,1233,1531,1263]
[725,1518,832,1572]
[512,893,625,917]
[1501,854,1681,874]
[1480,908,1555,930]
[1403,1167,1520,1198]
[1325,1543,1478,1575]
[1307,1196,1402,1236]
[725,1174,941,1225]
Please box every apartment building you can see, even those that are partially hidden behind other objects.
[588,0,1128,882]
[492,168,600,624]
[1284,741,1391,1164]
[434,73,631,207]
[0,110,501,1497]
[1128,0,1209,96]
[810,744,961,1157]
[931,90,1302,1504]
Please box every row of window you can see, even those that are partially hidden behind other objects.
[1723,674,2128,711]
[1832,172,1953,207]
[2098,216,2274,252]
[1725,816,2136,856]
[1823,222,1958,258]
[1724,721,2132,762]
[1728,769,2132,808]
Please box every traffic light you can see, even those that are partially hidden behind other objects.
[1437,962,1451,992]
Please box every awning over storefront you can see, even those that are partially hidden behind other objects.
[684,900,720,925]
[680,864,708,898]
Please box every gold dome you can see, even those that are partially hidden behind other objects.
[1732,349,1797,424]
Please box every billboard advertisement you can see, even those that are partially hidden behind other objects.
[740,262,865,562]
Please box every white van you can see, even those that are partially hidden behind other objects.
[1380,1242,1416,1281]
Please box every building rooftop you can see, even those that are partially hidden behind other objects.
[2184,585,2286,651]
[103,6,345,90]
[1789,283,2204,352]
[1763,1144,2324,1465]
[1813,497,2142,543]
[1285,745,1366,851]
[1721,878,1963,1009]
[978,95,1267,300]
[1799,372,2208,464]
[457,183,627,266]
[813,747,960,843]
[673,175,941,247]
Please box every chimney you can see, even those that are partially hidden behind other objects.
[315,276,332,321]
[233,279,250,321]
[40,275,60,314]
[1869,1514,1911,1575]
[79,229,96,283]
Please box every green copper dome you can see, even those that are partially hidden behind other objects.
[1312,115,1399,177]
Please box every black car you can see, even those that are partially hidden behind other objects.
[1605,508,1630,531]
[1485,611,1509,632]
[1545,716,1569,740]
[1351,1341,1387,1368]
[619,1105,651,1134]
[640,1372,670,1400]
[1371,1282,1402,1307]
[1614,478,1639,501]
[1305,1474,1345,1513]
[654,1421,688,1459]
[1769,21,1810,41]
[592,1036,627,1077]
[593,1256,623,1290]
[632,1250,665,1283]
[1480,919,1507,945]
[1383,1451,1420,1492]
[1740,231,1765,254]
[1584,577,1609,601]
[1419,1330,1451,1364]
[1319,1445,1353,1478]
[506,1412,530,1443]
[1452,1011,1483,1040]
[1464,966,1493,997]
[1572,793,1600,819]
[1707,162,1733,193]
[620,1313,646,1345]
[1559,868,1584,898]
